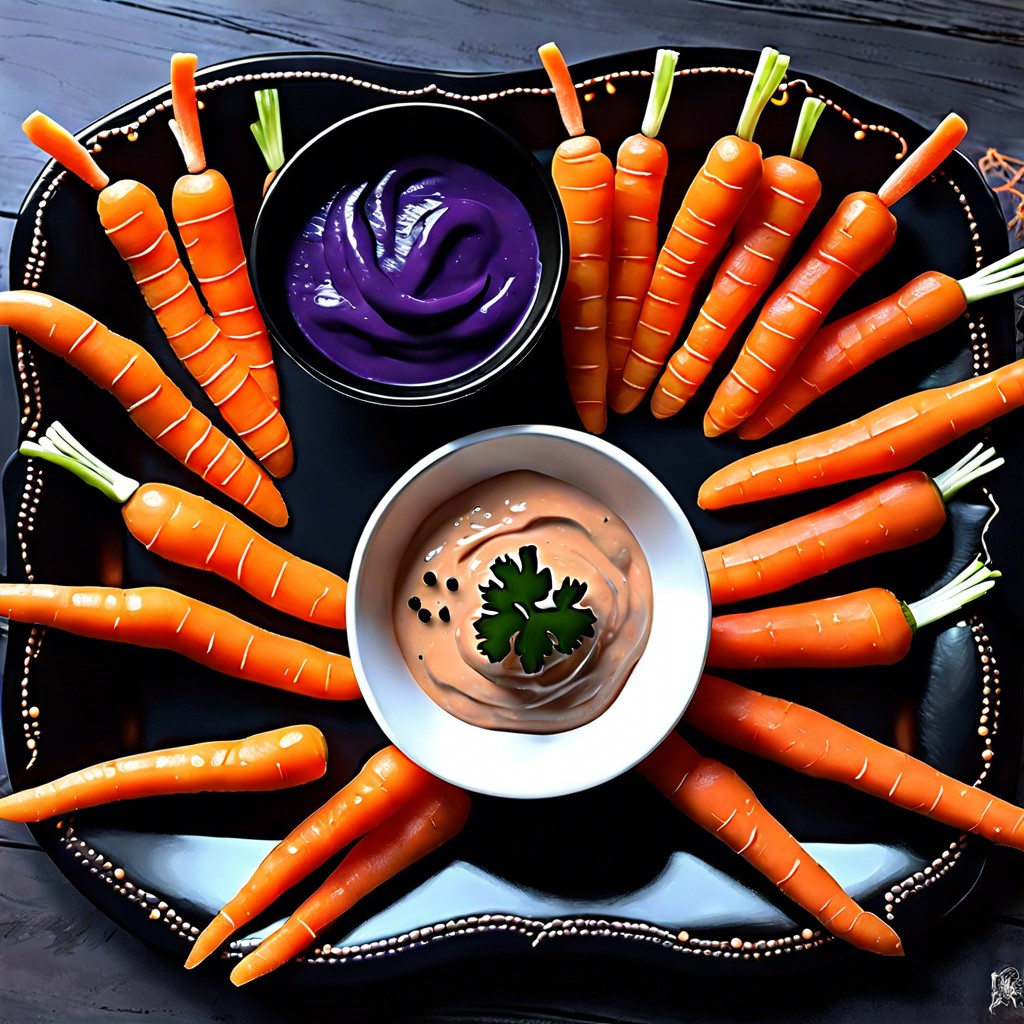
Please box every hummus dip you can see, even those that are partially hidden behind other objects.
[393,470,653,733]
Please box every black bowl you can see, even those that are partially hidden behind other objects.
[251,101,568,407]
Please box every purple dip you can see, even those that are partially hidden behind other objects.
[286,156,542,386]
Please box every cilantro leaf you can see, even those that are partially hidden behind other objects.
[475,545,596,674]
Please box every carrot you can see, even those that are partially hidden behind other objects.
[169,54,282,406]
[651,98,825,419]
[686,674,1024,852]
[698,358,1024,510]
[21,423,347,628]
[638,732,902,956]
[609,47,789,415]
[185,745,433,969]
[704,444,1002,606]
[0,291,287,526]
[23,111,291,476]
[539,41,615,434]
[605,48,677,390]
[21,110,110,190]
[251,88,285,196]
[707,558,998,669]
[0,583,358,700]
[0,724,327,823]
[704,113,968,437]
[96,180,291,476]
[229,778,472,985]
[740,250,1024,438]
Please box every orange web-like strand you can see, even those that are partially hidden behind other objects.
[978,147,1024,239]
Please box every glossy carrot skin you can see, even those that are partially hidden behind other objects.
[0,291,287,526]
[705,192,897,436]
[553,135,615,434]
[740,272,967,439]
[172,170,281,406]
[698,359,1024,510]
[606,134,669,385]
[0,724,327,822]
[704,470,945,606]
[0,584,358,700]
[96,180,292,478]
[611,136,763,414]
[652,155,822,418]
[639,732,902,956]
[230,780,472,985]
[186,746,431,969]
[687,675,1024,852]
[124,483,346,628]
[708,587,913,669]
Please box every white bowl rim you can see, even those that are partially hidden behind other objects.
[347,424,711,799]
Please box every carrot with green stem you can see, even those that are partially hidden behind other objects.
[704,444,1002,605]
[638,732,902,956]
[169,53,282,407]
[186,745,434,969]
[698,357,1024,510]
[0,724,327,823]
[704,112,969,437]
[686,673,1024,851]
[605,48,678,390]
[539,41,615,434]
[0,291,287,526]
[251,88,285,196]
[21,422,346,627]
[708,558,999,669]
[609,46,790,414]
[22,111,291,476]
[0,583,358,700]
[740,249,1024,438]
[230,778,472,985]
[651,97,825,419]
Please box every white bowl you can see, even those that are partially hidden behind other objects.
[347,425,711,799]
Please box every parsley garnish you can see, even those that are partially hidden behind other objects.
[475,545,596,674]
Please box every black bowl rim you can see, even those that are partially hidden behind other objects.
[250,100,569,408]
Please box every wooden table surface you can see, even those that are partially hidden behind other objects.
[1,2,1022,1021]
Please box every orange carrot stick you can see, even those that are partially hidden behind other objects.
[229,779,472,985]
[609,47,789,414]
[651,98,825,419]
[687,674,1024,851]
[96,180,292,476]
[707,559,998,669]
[21,423,346,628]
[605,49,677,389]
[0,291,287,526]
[0,724,327,823]
[23,111,291,476]
[186,745,433,969]
[704,445,1002,606]
[21,110,110,190]
[704,114,968,437]
[740,250,1024,438]
[540,41,614,434]
[169,53,282,406]
[0,584,358,700]
[638,732,902,956]
[698,358,1024,510]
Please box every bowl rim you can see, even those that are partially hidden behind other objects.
[347,424,712,800]
[250,101,568,408]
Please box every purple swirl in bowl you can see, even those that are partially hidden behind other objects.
[286,156,542,386]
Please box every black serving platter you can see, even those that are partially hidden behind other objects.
[2,49,1021,985]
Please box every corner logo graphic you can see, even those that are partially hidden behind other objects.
[991,967,1024,1015]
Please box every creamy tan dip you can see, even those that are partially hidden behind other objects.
[393,470,653,733]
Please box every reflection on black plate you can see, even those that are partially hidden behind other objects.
[3,49,1021,981]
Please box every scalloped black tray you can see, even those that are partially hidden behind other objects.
[2,48,1021,985]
